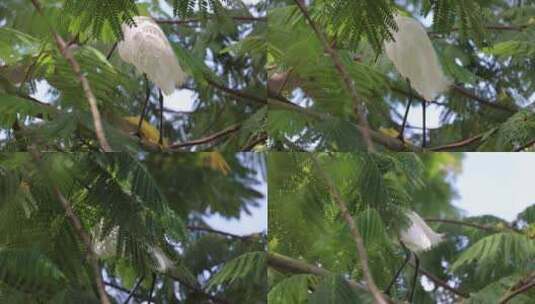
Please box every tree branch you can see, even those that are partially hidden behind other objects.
[293,1,374,151]
[425,218,521,234]
[452,85,516,113]
[267,252,368,292]
[156,16,266,25]
[206,78,266,105]
[429,24,532,36]
[241,133,267,151]
[500,275,535,303]
[169,124,241,150]
[187,225,260,241]
[310,155,387,304]
[408,262,469,298]
[30,0,112,151]
[428,133,486,151]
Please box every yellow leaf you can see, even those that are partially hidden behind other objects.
[122,116,168,146]
[379,127,400,138]
[201,152,231,175]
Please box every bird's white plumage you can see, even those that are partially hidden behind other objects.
[385,15,451,101]
[92,223,118,258]
[399,211,443,253]
[148,246,174,272]
[118,16,186,95]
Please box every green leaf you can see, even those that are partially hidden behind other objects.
[268,274,318,304]
[207,251,266,290]
[309,274,372,304]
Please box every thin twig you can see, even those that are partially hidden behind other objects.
[30,0,112,151]
[452,85,516,113]
[241,133,267,151]
[310,154,387,304]
[429,24,532,36]
[206,78,266,105]
[187,225,258,241]
[293,0,374,151]
[267,252,368,292]
[500,277,535,303]
[428,133,485,151]
[156,16,266,25]
[169,124,241,150]
[409,262,469,298]
[166,273,232,304]
[425,218,522,234]
[514,139,535,152]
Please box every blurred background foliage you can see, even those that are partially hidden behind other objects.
[268,152,535,303]
[0,152,267,303]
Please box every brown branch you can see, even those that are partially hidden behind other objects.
[310,155,387,304]
[54,188,111,304]
[187,225,259,241]
[514,139,535,152]
[30,0,112,152]
[169,124,241,150]
[500,276,535,303]
[429,24,532,36]
[267,252,369,292]
[241,133,267,151]
[206,78,266,105]
[409,262,469,298]
[155,16,266,25]
[452,85,516,113]
[425,218,497,232]
[428,133,485,151]
[293,0,374,151]
[391,85,515,113]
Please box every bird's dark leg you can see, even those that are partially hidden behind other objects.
[148,273,157,304]
[398,78,412,143]
[422,100,427,148]
[137,74,150,137]
[385,251,411,295]
[158,89,164,145]
[122,275,144,304]
[106,42,118,60]
[409,253,420,303]
[385,241,412,296]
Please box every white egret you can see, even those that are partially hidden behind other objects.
[385,210,444,302]
[384,14,451,147]
[117,16,187,145]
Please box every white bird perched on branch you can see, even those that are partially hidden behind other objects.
[117,16,187,145]
[385,210,444,302]
[384,14,451,147]
[118,16,186,95]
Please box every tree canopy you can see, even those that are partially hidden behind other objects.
[0,152,267,303]
[267,0,535,152]
[0,0,266,152]
[268,152,535,303]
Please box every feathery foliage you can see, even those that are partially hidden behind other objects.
[0,0,266,152]
[0,152,266,303]
[269,152,535,303]
[267,0,535,152]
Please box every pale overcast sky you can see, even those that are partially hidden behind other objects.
[453,153,535,222]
